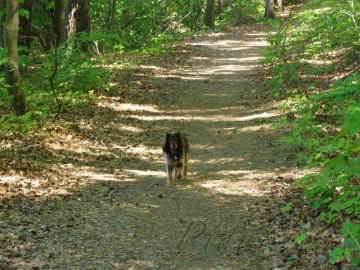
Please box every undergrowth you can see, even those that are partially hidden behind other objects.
[0,43,112,133]
[264,0,360,266]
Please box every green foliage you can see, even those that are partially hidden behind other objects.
[19,8,30,19]
[281,203,292,213]
[263,0,360,96]
[330,222,360,265]
[91,0,176,50]
[89,0,266,51]
[265,0,360,265]
[288,74,360,264]
[218,0,264,26]
[0,43,111,134]
[295,232,307,244]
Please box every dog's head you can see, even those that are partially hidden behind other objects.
[162,133,182,161]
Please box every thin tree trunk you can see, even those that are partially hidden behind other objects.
[53,0,64,46]
[19,0,33,48]
[0,0,5,73]
[4,0,26,116]
[204,0,215,27]
[104,0,116,34]
[216,0,223,16]
[60,0,79,44]
[274,0,283,11]
[264,0,275,18]
[76,0,91,51]
[0,0,5,48]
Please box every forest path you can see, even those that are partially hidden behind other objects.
[1,26,304,269]
[68,26,300,269]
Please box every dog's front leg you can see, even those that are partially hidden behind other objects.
[166,163,174,186]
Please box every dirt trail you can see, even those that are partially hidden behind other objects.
[1,26,305,269]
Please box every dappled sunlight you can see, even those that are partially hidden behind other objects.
[200,64,256,74]
[123,169,165,178]
[218,46,263,52]
[200,179,266,196]
[213,56,263,63]
[191,56,211,61]
[188,39,244,47]
[198,166,312,196]
[117,124,144,133]
[75,170,138,182]
[190,144,217,150]
[303,58,333,65]
[188,36,268,52]
[114,144,161,158]
[98,101,161,113]
[203,93,230,97]
[216,168,312,182]
[1,175,22,184]
[73,168,166,183]
[169,106,252,114]
[237,123,273,132]
[205,157,245,164]
[218,169,276,180]
[153,73,206,81]
[120,111,281,122]
[139,64,166,71]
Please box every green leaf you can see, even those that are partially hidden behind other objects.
[0,56,8,65]
[328,155,348,170]
[342,107,360,136]
[353,256,360,266]
[281,203,292,213]
[341,221,360,236]
[295,232,307,244]
[330,247,346,264]
[19,9,29,19]
[310,198,323,209]
[344,237,358,249]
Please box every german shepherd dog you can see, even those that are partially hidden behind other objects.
[162,132,189,186]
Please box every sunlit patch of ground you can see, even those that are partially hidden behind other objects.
[98,101,161,113]
[196,167,312,197]
[200,179,267,196]
[118,111,281,122]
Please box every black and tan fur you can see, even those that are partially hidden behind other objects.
[162,132,189,186]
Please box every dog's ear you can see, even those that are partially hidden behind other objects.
[162,133,171,153]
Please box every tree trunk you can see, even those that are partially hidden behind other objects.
[19,0,33,48]
[216,0,223,15]
[204,0,215,27]
[274,0,283,11]
[53,0,64,46]
[60,0,79,44]
[104,0,116,34]
[76,0,91,51]
[0,0,5,48]
[264,0,275,18]
[4,0,26,116]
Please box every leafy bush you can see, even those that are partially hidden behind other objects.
[0,43,110,134]
[265,0,360,266]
